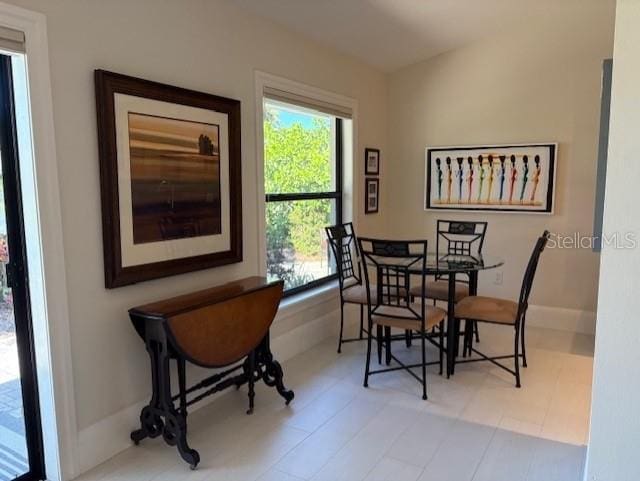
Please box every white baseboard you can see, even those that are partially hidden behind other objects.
[526,304,596,335]
[76,396,146,474]
[75,307,339,475]
[271,309,339,360]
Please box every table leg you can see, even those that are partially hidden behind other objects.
[469,271,478,296]
[256,332,295,405]
[446,273,457,377]
[469,271,479,344]
[131,321,200,469]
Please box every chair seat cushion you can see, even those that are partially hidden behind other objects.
[342,284,408,305]
[372,304,446,331]
[410,280,469,302]
[455,296,518,325]
[342,284,374,304]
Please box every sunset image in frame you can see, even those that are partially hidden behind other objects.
[127,112,221,244]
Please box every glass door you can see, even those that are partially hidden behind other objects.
[0,53,44,481]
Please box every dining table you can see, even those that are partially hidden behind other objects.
[366,251,504,377]
[412,253,504,377]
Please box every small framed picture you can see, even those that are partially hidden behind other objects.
[365,148,380,175]
[365,178,379,214]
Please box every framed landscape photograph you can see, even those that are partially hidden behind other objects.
[425,143,557,214]
[95,70,242,287]
[365,148,380,175]
[365,178,379,214]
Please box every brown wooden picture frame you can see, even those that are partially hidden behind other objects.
[95,70,242,288]
[365,177,379,214]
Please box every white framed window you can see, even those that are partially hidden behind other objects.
[263,98,344,295]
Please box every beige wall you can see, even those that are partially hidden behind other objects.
[587,1,640,479]
[386,2,615,313]
[3,0,388,435]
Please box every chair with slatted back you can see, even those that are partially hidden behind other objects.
[325,222,371,353]
[410,220,487,345]
[454,231,550,387]
[358,238,446,400]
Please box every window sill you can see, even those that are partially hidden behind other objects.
[276,280,339,321]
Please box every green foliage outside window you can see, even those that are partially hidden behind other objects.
[264,105,334,288]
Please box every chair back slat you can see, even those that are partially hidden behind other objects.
[436,220,488,257]
[358,238,428,325]
[517,230,550,323]
[435,220,487,281]
[325,223,361,289]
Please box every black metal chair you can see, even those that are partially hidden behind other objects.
[410,220,487,346]
[453,230,550,387]
[325,222,370,353]
[358,238,446,400]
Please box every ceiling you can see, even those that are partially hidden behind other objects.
[234,0,613,72]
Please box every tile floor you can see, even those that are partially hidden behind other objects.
[0,332,28,481]
[75,323,594,481]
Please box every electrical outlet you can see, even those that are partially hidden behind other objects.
[494,272,503,285]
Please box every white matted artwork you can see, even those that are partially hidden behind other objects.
[95,70,242,287]
[365,147,380,175]
[365,177,379,214]
[114,93,231,267]
[425,143,557,213]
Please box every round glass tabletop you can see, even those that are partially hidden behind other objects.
[366,252,504,274]
[422,253,504,274]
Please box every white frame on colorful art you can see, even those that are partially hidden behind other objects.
[424,143,557,215]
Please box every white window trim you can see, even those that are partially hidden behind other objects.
[0,3,77,480]
[278,280,339,319]
[253,71,358,299]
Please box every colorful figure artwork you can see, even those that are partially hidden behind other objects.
[456,157,464,201]
[477,155,485,203]
[435,158,443,202]
[446,157,453,204]
[466,157,474,203]
[425,144,556,213]
[520,155,529,202]
[530,155,541,202]
[498,155,506,202]
[487,155,495,204]
[509,154,517,204]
